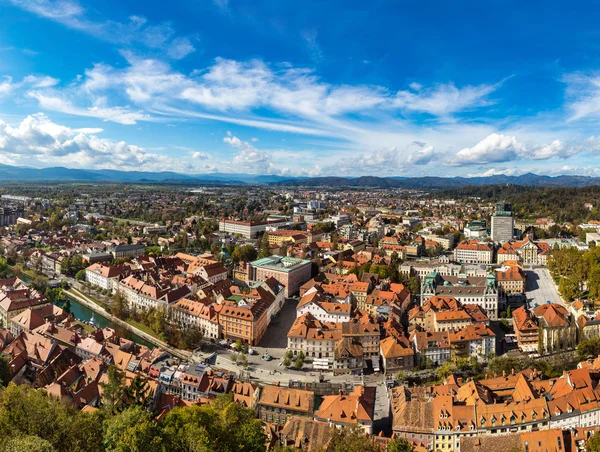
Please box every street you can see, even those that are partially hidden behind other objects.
[525,267,565,308]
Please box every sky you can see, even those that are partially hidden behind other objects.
[2,1,600,178]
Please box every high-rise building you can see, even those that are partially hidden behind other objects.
[491,201,514,242]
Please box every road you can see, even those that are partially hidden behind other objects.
[525,267,566,308]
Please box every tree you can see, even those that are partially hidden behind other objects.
[230,353,238,364]
[588,432,600,452]
[326,426,380,452]
[282,356,291,367]
[231,245,257,263]
[110,292,128,319]
[124,375,151,409]
[103,406,162,452]
[100,366,126,415]
[258,234,270,259]
[0,355,10,387]
[75,270,86,282]
[234,339,243,352]
[388,438,414,452]
[294,356,304,369]
[240,354,248,369]
[577,337,600,361]
[4,435,56,452]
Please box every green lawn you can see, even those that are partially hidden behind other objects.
[123,318,161,339]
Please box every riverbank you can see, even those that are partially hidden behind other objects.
[64,288,191,361]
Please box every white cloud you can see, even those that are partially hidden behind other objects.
[563,73,600,121]
[466,168,520,177]
[223,132,243,147]
[454,133,526,165]
[0,77,13,96]
[0,74,59,97]
[393,81,500,116]
[325,147,403,175]
[8,0,195,60]
[28,91,150,125]
[0,113,210,172]
[453,133,582,166]
[191,151,209,160]
[407,145,435,165]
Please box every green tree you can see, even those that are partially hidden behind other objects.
[388,437,414,452]
[326,426,380,452]
[0,354,11,387]
[587,432,600,452]
[100,366,126,415]
[75,270,86,282]
[4,435,56,452]
[577,337,600,361]
[282,356,291,367]
[103,406,162,452]
[294,356,304,369]
[110,292,129,319]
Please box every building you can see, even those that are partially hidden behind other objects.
[421,271,499,321]
[287,313,342,367]
[247,255,312,297]
[170,298,220,340]
[118,275,190,312]
[217,300,270,345]
[379,336,415,374]
[109,244,146,259]
[296,288,351,323]
[314,386,375,434]
[219,219,288,239]
[258,385,315,426]
[464,220,488,239]
[453,241,493,264]
[512,306,540,353]
[491,202,514,242]
[497,237,552,266]
[533,303,577,355]
[495,262,526,298]
[0,278,50,328]
[85,263,129,293]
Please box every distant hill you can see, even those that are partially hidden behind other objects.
[0,164,298,185]
[0,163,597,188]
[271,173,600,189]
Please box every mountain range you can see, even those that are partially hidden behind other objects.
[0,163,599,188]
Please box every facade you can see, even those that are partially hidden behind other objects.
[118,275,190,312]
[453,241,493,264]
[170,298,221,340]
[85,263,128,293]
[380,336,415,374]
[533,303,577,355]
[296,288,351,323]
[258,385,315,426]
[495,262,526,297]
[421,271,499,321]
[217,300,270,346]
[287,312,341,365]
[314,386,375,434]
[491,202,514,242]
[109,244,145,259]
[512,306,540,353]
[219,219,288,239]
[247,255,312,297]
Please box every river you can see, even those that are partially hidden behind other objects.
[60,296,155,350]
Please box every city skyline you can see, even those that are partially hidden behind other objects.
[2,1,600,178]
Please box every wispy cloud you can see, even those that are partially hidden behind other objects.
[8,0,196,59]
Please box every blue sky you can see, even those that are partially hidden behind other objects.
[2,0,600,177]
